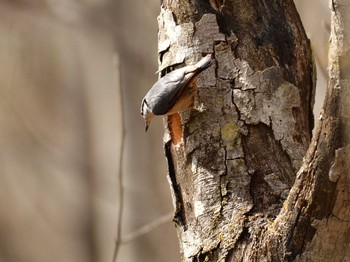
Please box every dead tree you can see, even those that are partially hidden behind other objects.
[157,0,350,261]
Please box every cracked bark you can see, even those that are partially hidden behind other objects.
[158,0,349,261]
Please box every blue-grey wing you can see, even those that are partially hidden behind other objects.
[145,70,187,115]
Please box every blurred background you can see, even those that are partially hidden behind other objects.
[0,1,329,262]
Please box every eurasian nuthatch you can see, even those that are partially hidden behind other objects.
[141,54,212,131]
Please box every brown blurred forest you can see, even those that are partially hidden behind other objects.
[0,1,329,262]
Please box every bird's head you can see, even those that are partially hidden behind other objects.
[140,99,155,132]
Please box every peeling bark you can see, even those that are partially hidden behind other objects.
[158,0,349,261]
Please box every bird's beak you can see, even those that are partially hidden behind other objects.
[144,118,151,132]
[144,113,154,132]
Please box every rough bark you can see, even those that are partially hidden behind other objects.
[158,0,349,261]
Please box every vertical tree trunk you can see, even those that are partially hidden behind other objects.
[158,0,349,261]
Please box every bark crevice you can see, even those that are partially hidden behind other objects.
[165,141,187,229]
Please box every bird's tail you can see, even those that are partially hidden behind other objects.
[194,54,212,72]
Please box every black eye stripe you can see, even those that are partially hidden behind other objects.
[141,99,149,115]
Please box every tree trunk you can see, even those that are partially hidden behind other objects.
[158,0,350,261]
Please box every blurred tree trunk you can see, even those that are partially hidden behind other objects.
[158,0,349,261]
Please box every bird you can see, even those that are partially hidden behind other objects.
[140,54,212,131]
